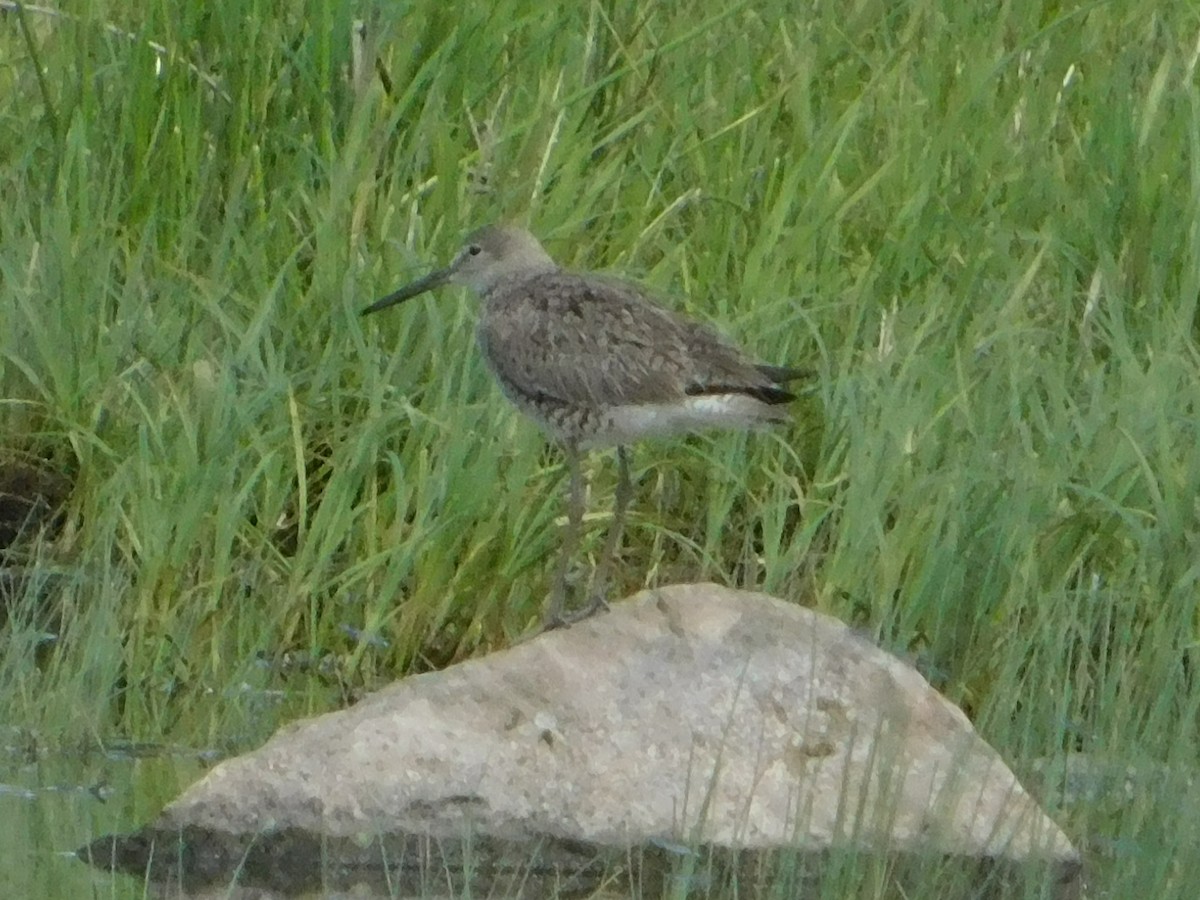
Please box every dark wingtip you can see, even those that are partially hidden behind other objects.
[755,364,813,384]
[746,384,797,405]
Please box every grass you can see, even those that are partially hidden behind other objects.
[2,0,1200,895]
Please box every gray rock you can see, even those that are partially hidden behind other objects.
[83,584,1080,894]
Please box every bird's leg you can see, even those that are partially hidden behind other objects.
[543,444,586,629]
[574,444,631,621]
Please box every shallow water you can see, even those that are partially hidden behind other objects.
[0,737,211,897]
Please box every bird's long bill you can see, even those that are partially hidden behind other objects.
[361,266,453,316]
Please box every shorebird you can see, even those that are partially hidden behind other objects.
[363,225,802,627]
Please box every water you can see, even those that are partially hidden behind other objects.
[0,736,212,897]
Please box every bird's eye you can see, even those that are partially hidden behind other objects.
[468,245,482,256]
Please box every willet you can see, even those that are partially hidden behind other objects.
[364,225,803,627]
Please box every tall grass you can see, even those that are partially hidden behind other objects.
[2,0,1200,895]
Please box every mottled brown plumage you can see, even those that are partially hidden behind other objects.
[364,225,801,626]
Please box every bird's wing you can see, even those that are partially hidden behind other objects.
[477,272,782,407]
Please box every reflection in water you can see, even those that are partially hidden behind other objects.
[78,824,1085,900]
[0,738,212,898]
[82,827,622,898]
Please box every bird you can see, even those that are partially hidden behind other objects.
[363,225,803,628]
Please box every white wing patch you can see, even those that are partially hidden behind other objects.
[587,394,787,448]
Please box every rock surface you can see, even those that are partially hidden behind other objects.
[83,584,1080,893]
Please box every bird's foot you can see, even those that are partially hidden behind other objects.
[553,595,610,629]
[577,592,611,620]
[540,593,610,631]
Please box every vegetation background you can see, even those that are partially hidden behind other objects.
[1,0,1199,896]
